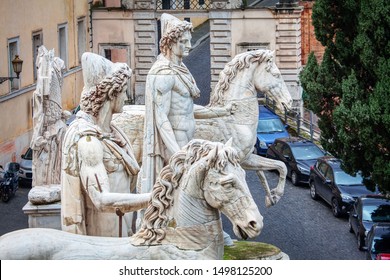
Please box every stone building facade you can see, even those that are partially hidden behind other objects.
[0,0,88,166]
[0,0,323,166]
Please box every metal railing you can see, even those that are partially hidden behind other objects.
[262,96,321,142]
[156,0,211,10]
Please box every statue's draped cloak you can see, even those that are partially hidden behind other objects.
[61,111,138,236]
[139,54,200,194]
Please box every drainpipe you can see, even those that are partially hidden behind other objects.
[88,1,94,49]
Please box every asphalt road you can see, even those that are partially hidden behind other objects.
[0,170,365,260]
[184,35,365,260]
[0,33,365,260]
[0,185,29,236]
[222,170,366,260]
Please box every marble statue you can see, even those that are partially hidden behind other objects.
[61,52,150,237]
[139,13,235,195]
[29,46,68,204]
[0,139,262,260]
[114,48,293,208]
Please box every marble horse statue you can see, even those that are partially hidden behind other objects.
[0,139,262,259]
[114,49,293,207]
[28,45,68,205]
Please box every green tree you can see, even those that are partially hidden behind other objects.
[300,0,390,193]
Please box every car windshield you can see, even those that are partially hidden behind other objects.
[257,119,285,133]
[334,171,364,185]
[362,204,390,222]
[290,145,325,160]
[23,148,33,160]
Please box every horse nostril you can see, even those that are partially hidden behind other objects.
[249,221,257,229]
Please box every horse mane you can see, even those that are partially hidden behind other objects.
[209,49,273,107]
[134,139,240,244]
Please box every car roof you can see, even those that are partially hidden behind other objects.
[359,195,390,205]
[259,105,280,120]
[275,137,316,146]
[317,156,343,168]
[370,223,390,235]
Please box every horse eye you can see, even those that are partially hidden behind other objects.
[221,182,234,191]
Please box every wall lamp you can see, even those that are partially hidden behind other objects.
[0,55,24,84]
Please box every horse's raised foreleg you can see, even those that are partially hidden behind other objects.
[241,154,287,207]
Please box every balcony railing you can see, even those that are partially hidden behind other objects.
[156,0,211,10]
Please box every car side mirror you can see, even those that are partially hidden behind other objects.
[325,179,332,184]
[284,155,290,161]
[21,154,25,159]
[352,213,358,218]
[285,124,289,129]
[0,165,3,170]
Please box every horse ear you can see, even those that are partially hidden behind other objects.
[226,138,233,147]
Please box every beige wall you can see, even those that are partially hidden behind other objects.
[231,10,277,57]
[0,0,88,166]
[231,8,303,106]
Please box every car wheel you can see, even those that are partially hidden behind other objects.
[291,171,299,186]
[331,198,341,217]
[2,192,10,202]
[309,180,318,200]
[348,219,354,233]
[358,235,364,251]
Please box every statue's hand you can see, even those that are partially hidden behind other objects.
[226,102,238,115]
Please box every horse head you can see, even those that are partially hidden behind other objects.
[210,50,292,113]
[201,139,263,240]
[253,50,293,112]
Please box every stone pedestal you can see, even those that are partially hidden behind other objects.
[224,241,289,260]
[22,202,61,230]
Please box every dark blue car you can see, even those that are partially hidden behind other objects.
[255,105,290,156]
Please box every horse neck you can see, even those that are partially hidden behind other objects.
[172,182,220,228]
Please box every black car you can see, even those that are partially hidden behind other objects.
[349,195,390,250]
[309,156,379,217]
[365,222,390,260]
[266,137,326,186]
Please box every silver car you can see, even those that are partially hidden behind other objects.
[19,148,32,187]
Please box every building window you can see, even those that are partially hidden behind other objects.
[77,18,87,64]
[8,38,20,91]
[58,23,68,69]
[236,42,270,54]
[32,31,43,81]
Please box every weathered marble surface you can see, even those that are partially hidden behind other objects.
[28,185,61,205]
[114,48,293,208]
[0,139,262,260]
[29,46,67,204]
[138,13,234,196]
[61,52,150,237]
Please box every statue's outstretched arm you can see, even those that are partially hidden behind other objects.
[77,136,151,213]
[194,103,236,119]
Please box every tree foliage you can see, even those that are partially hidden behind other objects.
[300,0,390,193]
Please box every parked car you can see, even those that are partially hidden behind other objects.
[365,222,390,260]
[349,195,390,250]
[266,137,326,185]
[19,147,33,187]
[66,104,81,126]
[309,156,379,217]
[254,105,290,156]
